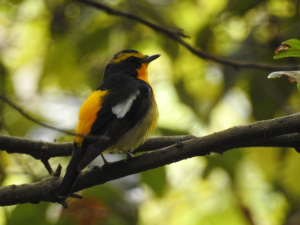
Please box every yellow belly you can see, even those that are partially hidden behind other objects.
[103,98,159,154]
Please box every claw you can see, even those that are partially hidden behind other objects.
[58,199,69,209]
[69,193,83,199]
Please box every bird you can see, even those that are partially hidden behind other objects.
[58,49,160,197]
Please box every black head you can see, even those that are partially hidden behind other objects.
[103,49,160,80]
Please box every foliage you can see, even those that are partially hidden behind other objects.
[268,38,300,94]
[273,39,300,59]
[1,0,300,224]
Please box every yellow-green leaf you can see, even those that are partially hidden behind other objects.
[274,39,300,59]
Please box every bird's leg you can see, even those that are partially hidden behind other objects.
[126,151,134,158]
[100,154,110,170]
[124,151,134,163]
[101,154,109,164]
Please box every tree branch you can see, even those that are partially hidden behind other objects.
[0,134,72,160]
[0,95,76,136]
[1,132,300,161]
[78,0,299,71]
[0,134,196,159]
[0,95,113,144]
[1,93,300,161]
[1,113,300,206]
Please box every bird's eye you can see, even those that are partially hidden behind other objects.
[128,57,137,63]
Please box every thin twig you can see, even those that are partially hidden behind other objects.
[0,95,76,136]
[79,0,299,71]
[78,0,188,38]
[0,95,108,142]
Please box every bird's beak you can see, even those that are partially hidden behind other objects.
[142,54,161,63]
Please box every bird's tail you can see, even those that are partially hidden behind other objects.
[58,146,85,197]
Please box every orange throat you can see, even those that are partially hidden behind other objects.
[137,63,150,84]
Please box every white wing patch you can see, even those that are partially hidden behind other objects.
[112,91,140,118]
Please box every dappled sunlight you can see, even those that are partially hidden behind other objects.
[207,87,252,133]
[1,0,300,224]
[238,157,288,225]
[139,160,245,225]
[155,80,200,133]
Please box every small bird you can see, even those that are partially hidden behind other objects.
[58,49,160,196]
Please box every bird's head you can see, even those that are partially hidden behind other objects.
[103,49,160,83]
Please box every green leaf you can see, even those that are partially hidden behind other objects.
[274,39,300,59]
[141,166,166,197]
[7,203,51,225]
[268,71,300,83]
[297,83,300,95]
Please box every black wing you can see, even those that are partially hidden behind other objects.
[77,80,153,171]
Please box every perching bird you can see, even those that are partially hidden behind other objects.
[58,50,160,196]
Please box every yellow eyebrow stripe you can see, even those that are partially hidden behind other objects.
[111,52,146,63]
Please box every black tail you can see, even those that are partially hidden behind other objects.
[58,147,85,197]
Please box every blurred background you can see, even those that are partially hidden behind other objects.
[1,0,300,224]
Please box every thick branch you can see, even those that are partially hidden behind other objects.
[0,134,196,159]
[1,132,300,161]
[79,0,299,71]
[1,113,300,206]
[0,135,72,160]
